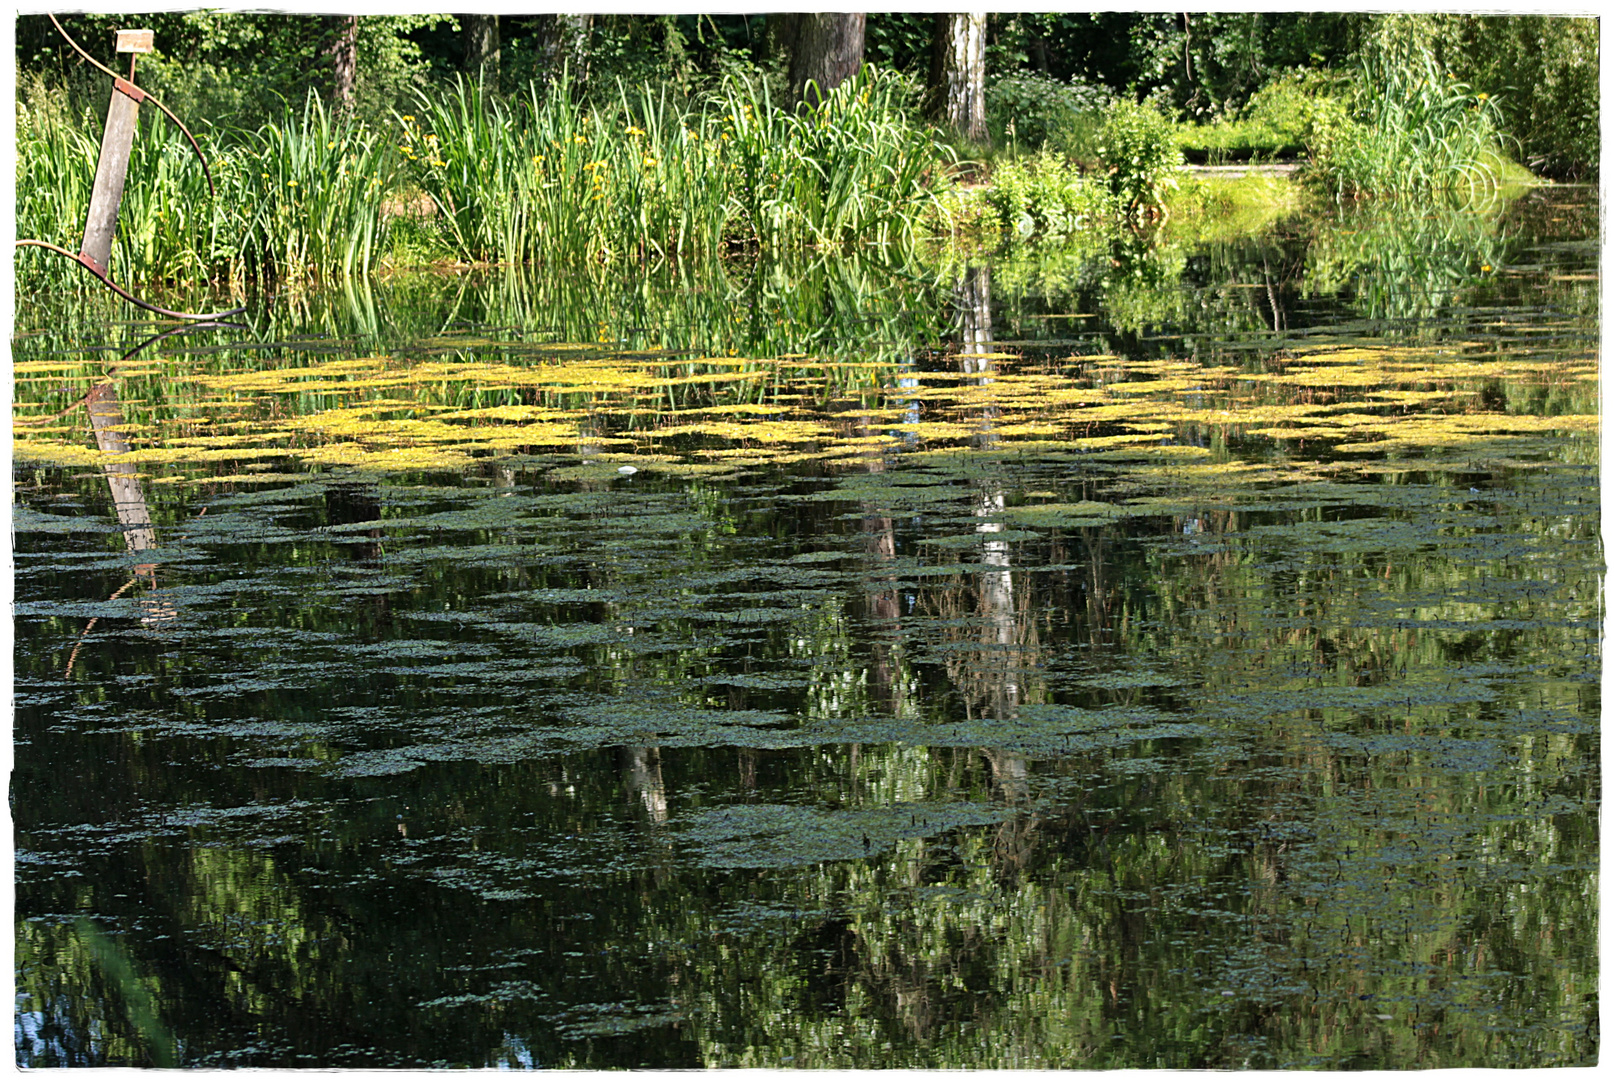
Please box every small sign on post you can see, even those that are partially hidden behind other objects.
[115,29,154,54]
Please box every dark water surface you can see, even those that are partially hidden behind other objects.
[12,188,1599,1068]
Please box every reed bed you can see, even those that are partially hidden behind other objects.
[409,66,950,266]
[15,66,950,293]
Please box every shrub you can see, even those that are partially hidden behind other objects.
[1096,99,1183,220]
[985,70,1114,158]
[980,150,1112,239]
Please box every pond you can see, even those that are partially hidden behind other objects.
[12,187,1599,1068]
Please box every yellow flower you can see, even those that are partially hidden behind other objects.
[1477,92,1488,100]
[642,156,658,168]
[1481,264,1493,272]
[327,141,336,150]
[626,126,645,137]
[573,134,588,144]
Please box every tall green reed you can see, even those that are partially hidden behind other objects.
[716,66,951,250]
[406,65,950,267]
[15,65,949,295]
[15,87,393,292]
[14,102,100,290]
[233,92,397,284]
[1314,45,1513,200]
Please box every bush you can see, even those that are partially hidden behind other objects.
[980,150,1112,239]
[985,70,1115,158]
[1096,99,1183,219]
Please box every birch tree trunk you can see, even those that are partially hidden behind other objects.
[928,12,988,144]
[539,13,593,88]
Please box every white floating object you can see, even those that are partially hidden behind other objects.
[617,465,639,476]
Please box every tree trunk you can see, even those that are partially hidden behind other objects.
[928,12,988,144]
[779,13,865,108]
[327,15,357,108]
[539,13,592,88]
[463,14,499,85]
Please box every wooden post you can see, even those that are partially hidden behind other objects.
[79,29,153,274]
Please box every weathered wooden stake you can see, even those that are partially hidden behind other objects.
[79,29,154,274]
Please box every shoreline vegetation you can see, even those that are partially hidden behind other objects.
[14,15,1588,297]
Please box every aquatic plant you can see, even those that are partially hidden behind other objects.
[408,66,951,266]
[1097,99,1183,221]
[1311,44,1516,200]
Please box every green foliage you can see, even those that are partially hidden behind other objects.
[1131,12,1362,119]
[978,150,1112,240]
[984,70,1114,159]
[864,12,934,73]
[1097,99,1183,219]
[1437,15,1599,181]
[1173,70,1344,162]
[1312,42,1513,200]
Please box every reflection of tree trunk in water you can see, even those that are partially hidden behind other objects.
[976,482,1030,802]
[956,264,994,378]
[1083,531,1115,647]
[863,509,903,715]
[989,804,1039,888]
[976,486,1018,720]
[1262,253,1286,333]
[955,265,1001,455]
[67,382,171,675]
[324,484,384,563]
[620,745,668,823]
